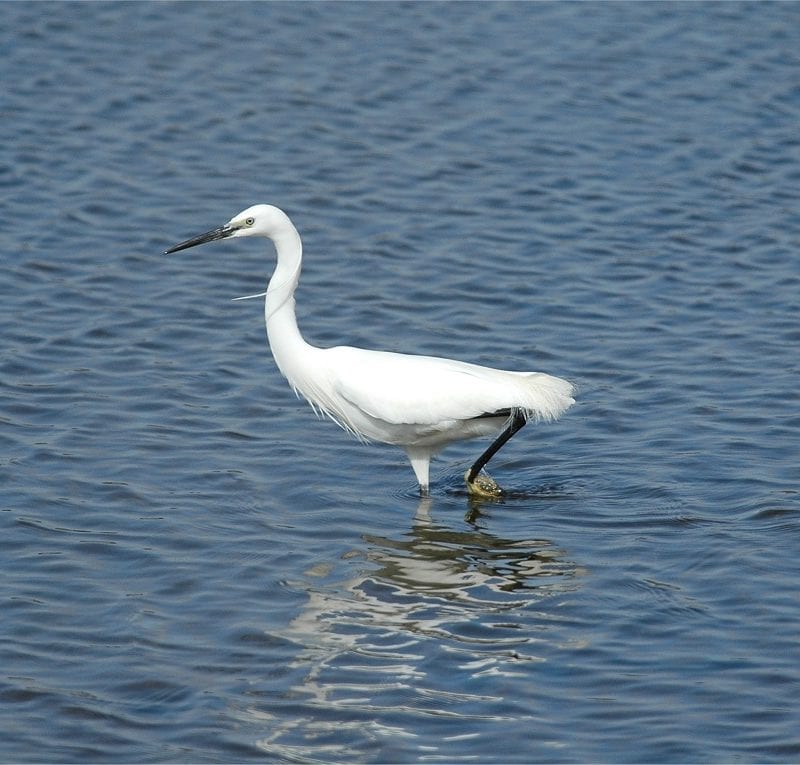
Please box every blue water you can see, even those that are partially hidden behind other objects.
[2,2,800,761]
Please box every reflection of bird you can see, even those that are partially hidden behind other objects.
[273,505,580,756]
[166,204,575,496]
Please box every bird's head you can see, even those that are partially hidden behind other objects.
[165,204,292,254]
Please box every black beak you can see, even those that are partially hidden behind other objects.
[165,224,235,254]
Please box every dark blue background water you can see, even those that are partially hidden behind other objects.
[2,2,799,762]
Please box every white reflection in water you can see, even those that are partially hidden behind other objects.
[251,497,585,760]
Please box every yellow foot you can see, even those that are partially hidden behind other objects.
[464,469,503,498]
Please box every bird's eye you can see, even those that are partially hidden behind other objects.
[244,217,255,227]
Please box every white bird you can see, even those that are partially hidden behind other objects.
[166,204,575,497]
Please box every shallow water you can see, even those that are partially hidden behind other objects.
[2,2,800,762]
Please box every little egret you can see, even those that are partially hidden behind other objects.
[166,204,575,497]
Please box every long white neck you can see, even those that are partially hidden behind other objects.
[263,219,319,393]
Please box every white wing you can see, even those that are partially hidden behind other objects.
[325,346,575,427]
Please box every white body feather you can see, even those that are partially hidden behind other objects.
[302,346,574,445]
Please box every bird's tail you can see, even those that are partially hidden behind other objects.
[515,372,576,422]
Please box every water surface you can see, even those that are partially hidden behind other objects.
[2,2,799,762]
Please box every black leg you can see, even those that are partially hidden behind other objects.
[466,410,528,484]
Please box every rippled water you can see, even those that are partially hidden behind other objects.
[2,2,800,762]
